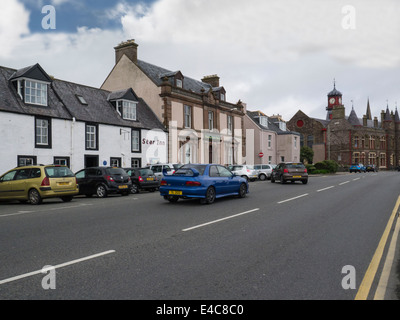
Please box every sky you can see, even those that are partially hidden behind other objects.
[1,0,400,121]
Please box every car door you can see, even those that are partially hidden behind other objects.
[75,169,88,194]
[0,170,18,199]
[217,165,237,194]
[12,168,32,198]
[208,165,225,195]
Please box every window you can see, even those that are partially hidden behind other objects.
[122,101,137,120]
[380,136,386,150]
[268,135,272,148]
[110,157,121,167]
[380,153,386,167]
[208,111,214,130]
[25,80,47,106]
[369,136,375,149]
[220,92,225,101]
[85,124,98,150]
[176,79,183,88]
[131,158,141,168]
[184,105,192,128]
[294,136,298,148]
[18,155,37,167]
[369,152,376,165]
[35,117,51,148]
[227,115,233,134]
[132,130,140,152]
[54,157,70,168]
[259,116,268,127]
[76,95,88,105]
[354,136,359,148]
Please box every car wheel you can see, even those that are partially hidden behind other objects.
[28,189,42,205]
[204,186,216,204]
[61,196,73,202]
[302,179,308,184]
[238,183,247,198]
[259,174,266,181]
[96,184,108,198]
[130,184,139,194]
[280,175,286,184]
[271,175,275,183]
[241,175,249,182]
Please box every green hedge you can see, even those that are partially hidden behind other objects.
[307,160,339,174]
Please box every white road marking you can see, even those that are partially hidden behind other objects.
[182,208,260,232]
[317,186,335,192]
[0,250,116,285]
[0,203,93,218]
[339,181,350,185]
[353,178,360,181]
[277,194,309,204]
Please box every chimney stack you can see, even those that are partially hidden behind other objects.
[114,39,138,64]
[202,75,220,88]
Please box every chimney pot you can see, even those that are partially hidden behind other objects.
[114,39,138,64]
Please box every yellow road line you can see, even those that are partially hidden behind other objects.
[355,195,400,300]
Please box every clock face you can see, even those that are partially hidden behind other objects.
[329,98,336,104]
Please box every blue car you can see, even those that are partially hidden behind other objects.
[349,163,366,173]
[159,164,249,204]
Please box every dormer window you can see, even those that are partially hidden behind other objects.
[220,92,225,101]
[259,116,268,127]
[117,100,137,121]
[176,79,183,88]
[16,79,48,106]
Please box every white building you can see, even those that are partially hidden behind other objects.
[0,64,167,174]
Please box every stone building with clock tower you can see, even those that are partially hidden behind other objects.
[287,84,400,169]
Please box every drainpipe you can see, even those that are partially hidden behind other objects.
[71,117,75,171]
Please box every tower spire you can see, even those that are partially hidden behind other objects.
[366,98,372,120]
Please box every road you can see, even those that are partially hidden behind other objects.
[0,171,399,302]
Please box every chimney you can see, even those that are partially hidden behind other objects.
[202,75,220,88]
[114,39,138,64]
[374,116,378,128]
[363,115,367,127]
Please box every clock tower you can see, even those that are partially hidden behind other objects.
[326,81,343,120]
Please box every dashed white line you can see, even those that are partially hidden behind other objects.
[0,250,116,285]
[317,186,335,192]
[339,181,350,185]
[278,194,309,204]
[182,208,260,232]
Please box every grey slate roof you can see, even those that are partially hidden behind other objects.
[137,59,213,93]
[247,110,299,135]
[348,108,362,126]
[0,64,165,131]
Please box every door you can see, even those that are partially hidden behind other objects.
[217,165,237,194]
[75,169,88,194]
[12,168,32,198]
[84,155,99,168]
[0,170,18,199]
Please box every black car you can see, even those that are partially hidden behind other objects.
[75,167,132,198]
[365,164,378,172]
[124,168,160,194]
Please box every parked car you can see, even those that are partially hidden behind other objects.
[124,167,160,193]
[0,164,79,205]
[75,167,132,198]
[146,163,182,179]
[349,163,366,173]
[365,164,378,172]
[271,162,308,184]
[228,165,258,181]
[159,164,248,204]
[253,164,274,180]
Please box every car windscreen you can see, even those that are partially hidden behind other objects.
[231,166,243,171]
[175,164,206,175]
[138,169,153,176]
[45,166,75,178]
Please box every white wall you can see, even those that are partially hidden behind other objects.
[0,111,168,175]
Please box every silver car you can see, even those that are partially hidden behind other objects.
[253,164,275,181]
[228,165,258,182]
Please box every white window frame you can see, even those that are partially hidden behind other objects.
[227,115,233,134]
[122,100,137,121]
[86,124,97,150]
[36,118,49,146]
[25,79,48,106]
[208,111,214,130]
[132,130,140,152]
[184,105,192,128]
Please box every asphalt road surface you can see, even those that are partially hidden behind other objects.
[0,171,399,303]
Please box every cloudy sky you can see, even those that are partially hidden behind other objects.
[1,0,399,121]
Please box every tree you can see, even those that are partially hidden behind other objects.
[300,146,314,164]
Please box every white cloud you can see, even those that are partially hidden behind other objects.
[1,0,400,121]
